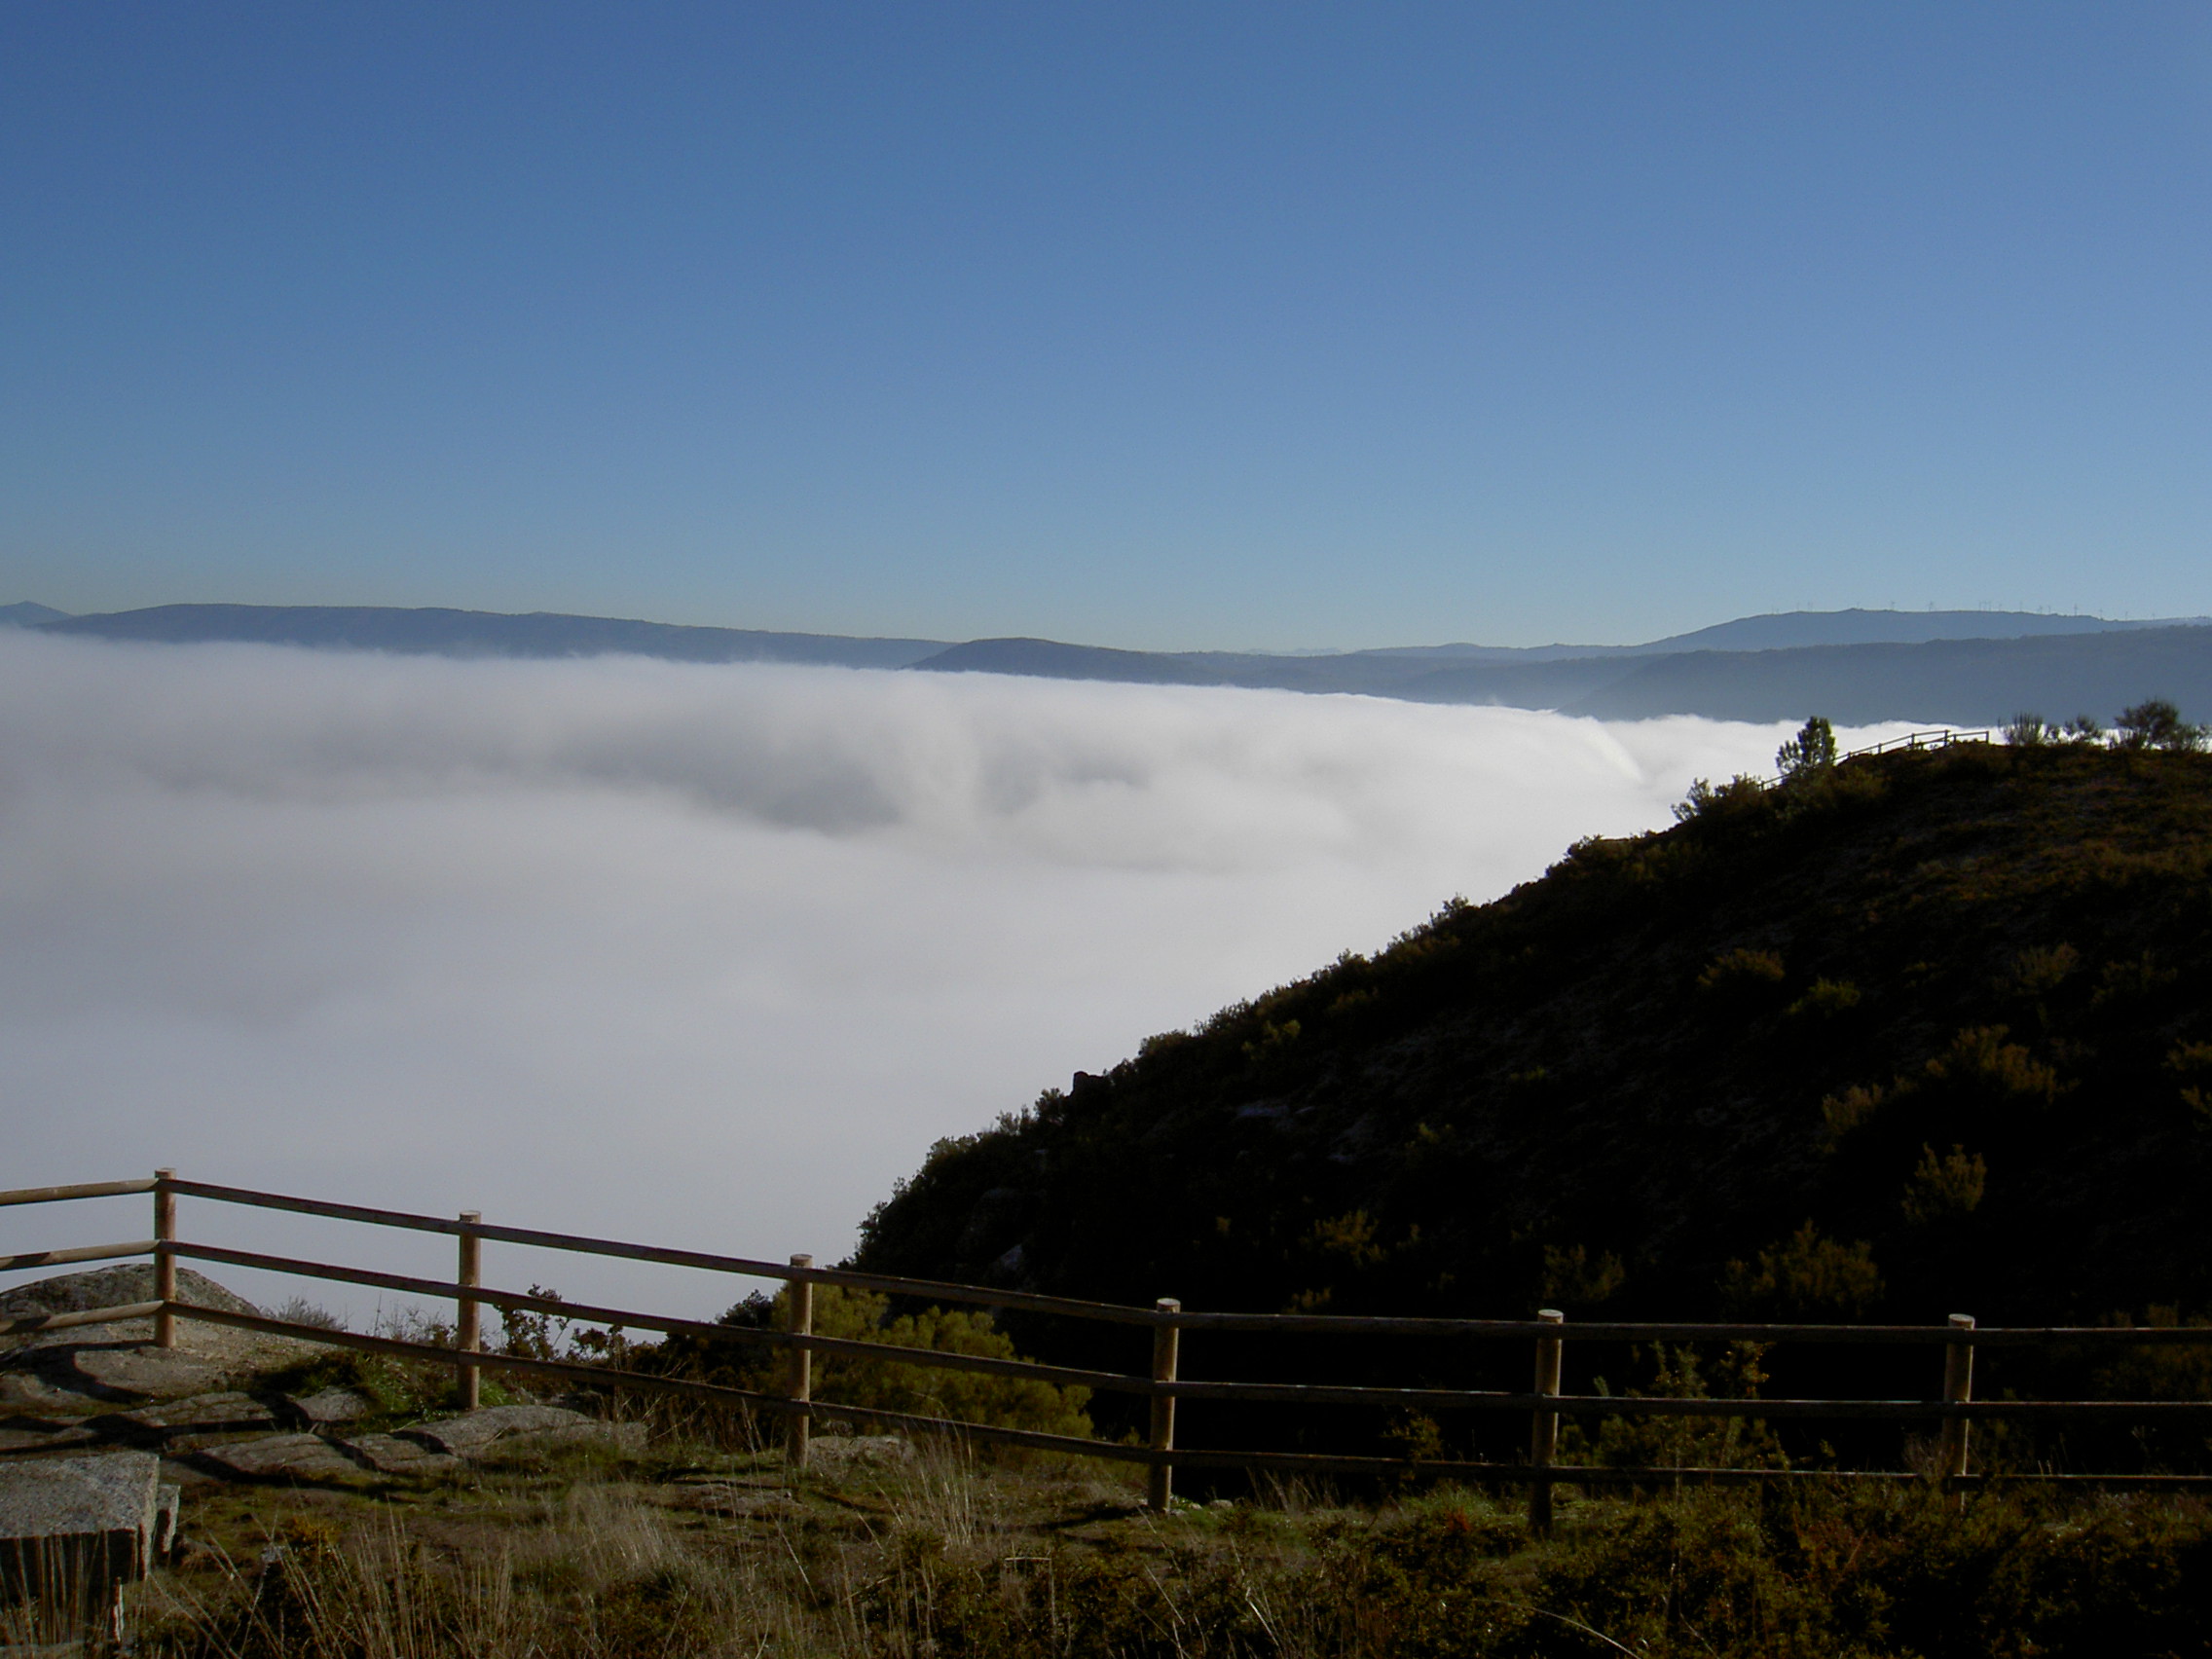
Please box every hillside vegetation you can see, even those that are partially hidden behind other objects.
[858,740,2212,1339]
[132,1456,2212,1659]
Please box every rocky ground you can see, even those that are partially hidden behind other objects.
[0,1267,644,1488]
[0,1266,1174,1656]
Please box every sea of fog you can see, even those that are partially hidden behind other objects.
[0,633,1924,1325]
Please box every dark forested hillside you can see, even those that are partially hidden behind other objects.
[857,743,2212,1333]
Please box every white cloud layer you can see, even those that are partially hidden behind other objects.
[0,635,1910,1319]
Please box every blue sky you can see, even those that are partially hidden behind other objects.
[3,4,2207,650]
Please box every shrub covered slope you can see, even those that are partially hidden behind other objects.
[858,743,2212,1334]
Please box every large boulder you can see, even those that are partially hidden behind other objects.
[0,1268,325,1406]
[0,1267,257,1333]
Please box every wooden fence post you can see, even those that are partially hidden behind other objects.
[456,1211,481,1410]
[1148,1298,1181,1513]
[1529,1308,1565,1534]
[1939,1312,1975,1501]
[153,1170,176,1350]
[788,1255,814,1467]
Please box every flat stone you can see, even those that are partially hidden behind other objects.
[64,1350,224,1395]
[0,1422,104,1455]
[0,1451,162,1594]
[111,1391,279,1442]
[476,1420,647,1460]
[343,1434,461,1478]
[0,1374,92,1411]
[0,1346,223,1408]
[196,1434,362,1482]
[286,1387,373,1426]
[399,1404,596,1456]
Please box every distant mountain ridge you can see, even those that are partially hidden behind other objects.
[11,601,2212,725]
[1341,608,2203,663]
[914,622,2212,725]
[1625,607,2197,654]
[28,603,948,669]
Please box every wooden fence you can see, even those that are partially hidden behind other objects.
[1840,728,1994,761]
[1756,728,1994,789]
[5,1172,2211,1525]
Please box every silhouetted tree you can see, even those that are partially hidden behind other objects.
[1776,715,1837,778]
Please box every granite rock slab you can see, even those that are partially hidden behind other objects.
[286,1387,374,1427]
[108,1391,280,1447]
[490,1419,646,1459]
[0,1421,105,1456]
[399,1404,588,1455]
[64,1349,225,1396]
[400,1404,624,1457]
[117,1390,274,1429]
[0,1347,224,1407]
[196,1434,363,1482]
[0,1451,163,1595]
[342,1434,461,1477]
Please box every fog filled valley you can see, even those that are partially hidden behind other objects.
[0,631,1906,1318]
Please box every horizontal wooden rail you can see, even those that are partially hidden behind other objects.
[159,1244,2212,1423]
[1162,1379,2212,1419]
[0,1170,2170,1499]
[165,1300,1158,1464]
[162,1180,1165,1327]
[0,1239,154,1273]
[156,1180,2212,1347]
[0,1300,164,1338]
[2,1171,2194,1506]
[0,1179,157,1208]
[151,1185,2212,1353]
[802,1266,1166,1327]
[158,1302,2212,1492]
[1164,1309,2212,1346]
[1160,1451,2212,1490]
[167,1241,1153,1396]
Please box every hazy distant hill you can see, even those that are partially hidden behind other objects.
[38,604,948,669]
[18,601,2212,725]
[917,617,2212,725]
[1560,627,2212,725]
[1625,607,2201,655]
[914,637,1232,685]
[1254,608,2206,664]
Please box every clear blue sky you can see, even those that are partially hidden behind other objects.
[3,4,2207,649]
